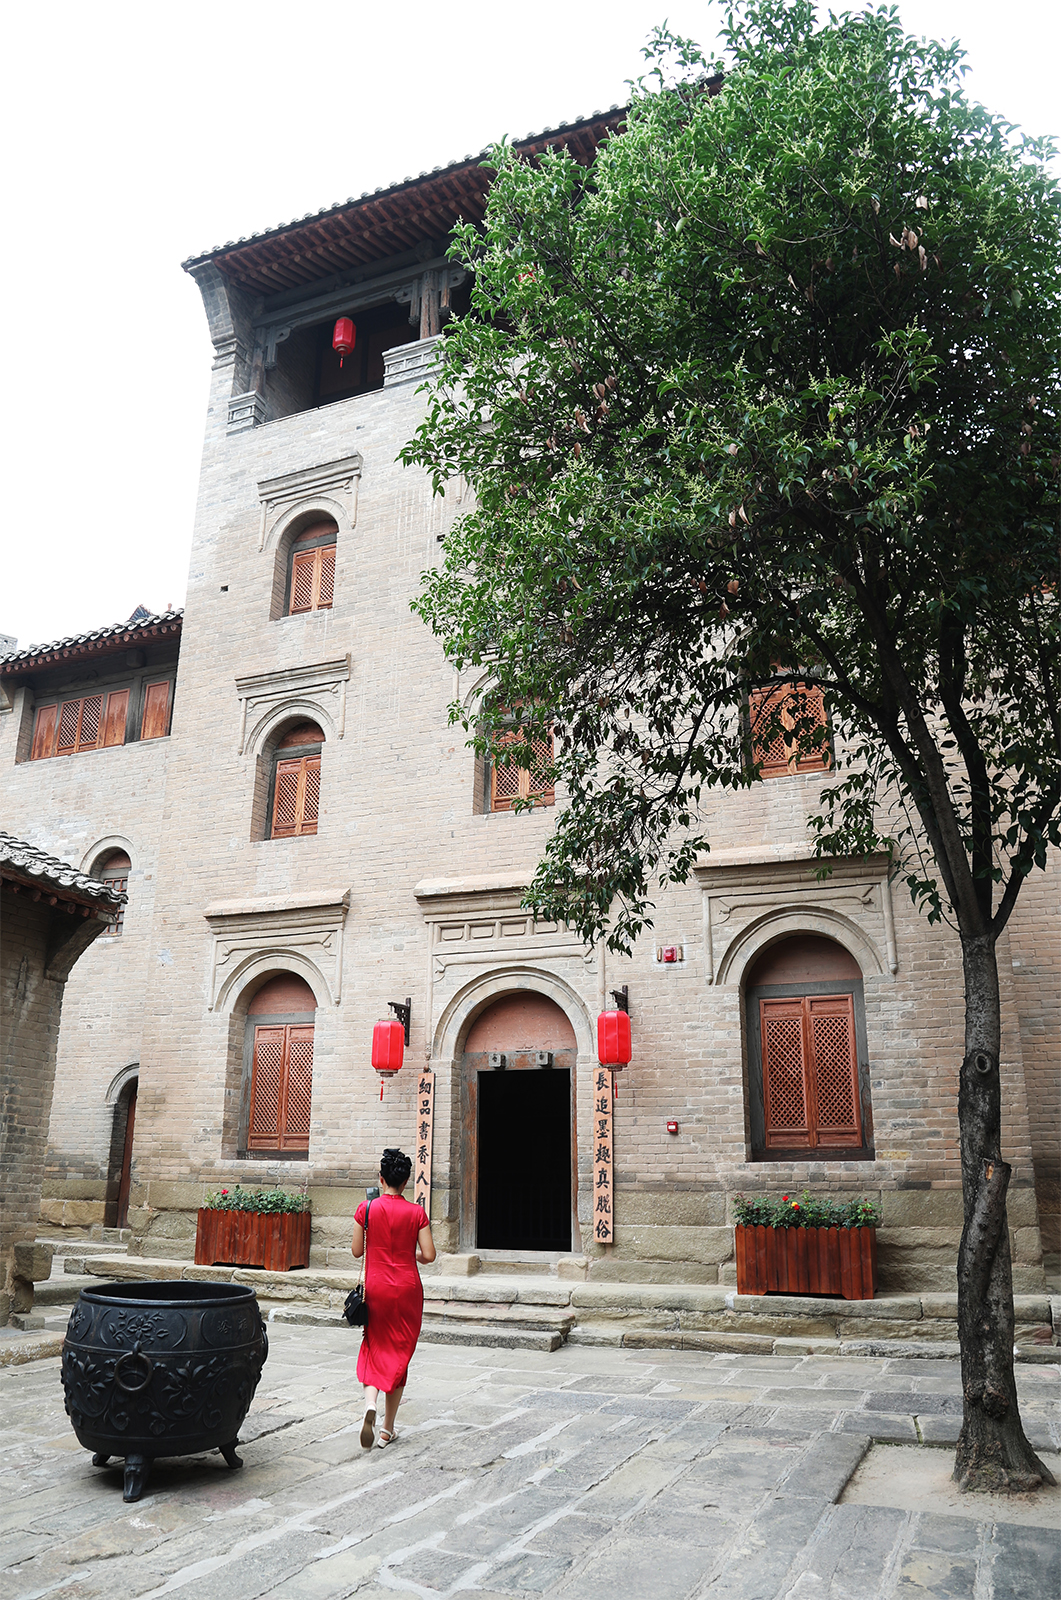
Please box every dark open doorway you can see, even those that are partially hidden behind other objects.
[105,1079,137,1229]
[477,1069,572,1252]
[117,1085,137,1228]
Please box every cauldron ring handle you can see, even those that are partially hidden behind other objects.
[114,1341,154,1394]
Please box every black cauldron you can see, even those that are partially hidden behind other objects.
[62,1280,268,1501]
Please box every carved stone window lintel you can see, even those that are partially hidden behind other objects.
[256,456,362,551]
[235,656,350,755]
[204,891,350,1011]
[693,850,897,985]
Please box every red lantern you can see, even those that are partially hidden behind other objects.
[372,1018,404,1099]
[597,1009,631,1069]
[332,316,356,367]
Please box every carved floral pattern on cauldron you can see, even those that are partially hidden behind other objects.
[62,1280,268,1504]
[102,1308,186,1348]
[65,1300,94,1342]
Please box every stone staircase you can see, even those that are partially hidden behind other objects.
[36,1245,1060,1360]
[33,1230,131,1311]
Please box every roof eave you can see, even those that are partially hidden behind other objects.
[0,613,183,679]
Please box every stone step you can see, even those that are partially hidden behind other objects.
[62,1251,129,1275]
[37,1229,131,1255]
[474,1253,586,1279]
[419,1321,564,1351]
[64,1253,1057,1353]
[34,1274,98,1307]
[423,1298,575,1332]
[264,1304,565,1351]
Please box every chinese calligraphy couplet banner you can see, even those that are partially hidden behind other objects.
[413,1069,435,1219]
[593,1065,614,1245]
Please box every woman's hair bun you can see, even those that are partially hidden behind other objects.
[380,1147,412,1187]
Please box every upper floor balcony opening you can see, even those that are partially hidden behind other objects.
[182,109,626,435]
[259,282,472,428]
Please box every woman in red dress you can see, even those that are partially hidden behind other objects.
[352,1147,435,1447]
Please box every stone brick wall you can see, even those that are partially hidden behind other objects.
[1005,852,1061,1257]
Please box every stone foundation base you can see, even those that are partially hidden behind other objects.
[41,1175,1043,1293]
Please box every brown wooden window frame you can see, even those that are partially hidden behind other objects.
[267,739,322,839]
[239,1010,314,1159]
[487,724,555,813]
[284,529,336,617]
[745,978,874,1162]
[139,679,173,741]
[96,851,131,937]
[747,679,831,779]
[30,674,175,760]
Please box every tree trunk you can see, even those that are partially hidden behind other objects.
[954,935,1054,1491]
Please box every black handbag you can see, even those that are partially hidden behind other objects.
[342,1198,371,1326]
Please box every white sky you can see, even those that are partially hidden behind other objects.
[2,0,1057,652]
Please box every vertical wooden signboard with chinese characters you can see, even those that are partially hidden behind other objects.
[413,1069,434,1218]
[593,1065,614,1244]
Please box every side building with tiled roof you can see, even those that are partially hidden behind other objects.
[0,612,181,1236]
[0,834,125,1324]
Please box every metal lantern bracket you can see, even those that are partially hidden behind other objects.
[610,986,629,1014]
[388,998,411,1046]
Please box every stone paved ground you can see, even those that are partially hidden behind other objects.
[2,1325,1058,1600]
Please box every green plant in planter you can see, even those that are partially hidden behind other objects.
[203,1185,310,1215]
[733,1190,881,1230]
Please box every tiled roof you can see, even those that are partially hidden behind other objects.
[184,108,624,265]
[0,610,183,677]
[181,109,628,298]
[0,833,126,909]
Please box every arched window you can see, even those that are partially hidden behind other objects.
[269,722,324,838]
[243,973,316,1157]
[745,935,873,1160]
[482,708,555,813]
[748,680,830,778]
[94,849,131,935]
[285,521,336,616]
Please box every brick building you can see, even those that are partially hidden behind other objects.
[1,113,1056,1289]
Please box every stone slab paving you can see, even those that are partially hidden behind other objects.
[1,1324,1058,1600]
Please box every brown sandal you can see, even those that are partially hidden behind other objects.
[359,1406,376,1449]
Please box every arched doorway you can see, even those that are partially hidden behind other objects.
[462,992,577,1253]
[105,1075,138,1228]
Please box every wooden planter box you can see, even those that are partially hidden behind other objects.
[194,1208,311,1272]
[734,1224,877,1300]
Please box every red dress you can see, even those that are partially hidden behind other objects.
[354,1193,429,1392]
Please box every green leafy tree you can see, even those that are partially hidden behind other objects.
[405,1,1059,1491]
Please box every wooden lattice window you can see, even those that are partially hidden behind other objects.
[489,726,555,812]
[748,680,830,778]
[247,1023,314,1152]
[287,524,337,616]
[269,721,324,838]
[96,850,131,936]
[760,994,863,1150]
[31,690,130,760]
